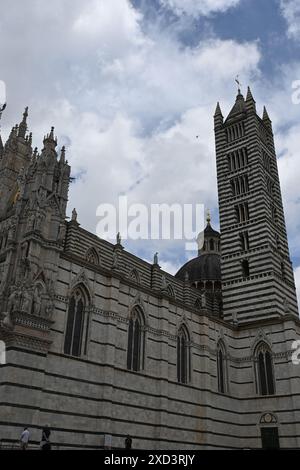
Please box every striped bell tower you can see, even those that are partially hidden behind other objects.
[214,86,299,324]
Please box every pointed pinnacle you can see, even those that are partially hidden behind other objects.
[60,146,66,163]
[18,107,29,138]
[246,86,255,103]
[22,106,29,123]
[263,106,271,121]
[214,102,223,117]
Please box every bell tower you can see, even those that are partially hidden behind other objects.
[214,87,299,324]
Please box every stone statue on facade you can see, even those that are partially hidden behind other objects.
[72,208,78,222]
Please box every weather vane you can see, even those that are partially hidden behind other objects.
[235,75,242,93]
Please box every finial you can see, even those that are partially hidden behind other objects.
[60,146,66,163]
[32,147,38,160]
[206,209,211,225]
[23,107,29,122]
[8,125,16,140]
[18,107,29,138]
[117,232,122,245]
[154,252,159,265]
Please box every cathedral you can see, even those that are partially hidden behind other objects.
[0,87,299,450]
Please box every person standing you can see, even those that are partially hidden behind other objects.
[125,435,132,450]
[20,427,30,450]
[40,425,51,451]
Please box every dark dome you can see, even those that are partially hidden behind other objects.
[204,223,220,237]
[175,253,221,282]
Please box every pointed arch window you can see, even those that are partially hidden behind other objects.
[129,268,141,285]
[86,247,100,265]
[177,326,190,384]
[127,307,145,372]
[64,286,89,357]
[167,284,176,299]
[255,343,275,396]
[217,342,227,394]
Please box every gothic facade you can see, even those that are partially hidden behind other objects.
[0,89,299,449]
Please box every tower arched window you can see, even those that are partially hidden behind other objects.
[210,239,215,251]
[64,286,90,357]
[127,307,145,372]
[255,343,275,396]
[177,326,190,384]
[217,342,227,394]
[241,259,250,278]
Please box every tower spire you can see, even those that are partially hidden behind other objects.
[60,146,66,164]
[18,106,29,138]
[214,102,224,128]
[245,86,256,113]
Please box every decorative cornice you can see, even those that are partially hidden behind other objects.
[12,310,53,331]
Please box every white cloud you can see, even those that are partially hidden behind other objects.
[280,0,300,39]
[160,0,241,17]
[0,0,262,268]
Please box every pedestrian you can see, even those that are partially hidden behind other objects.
[125,435,132,450]
[20,427,30,450]
[40,425,51,450]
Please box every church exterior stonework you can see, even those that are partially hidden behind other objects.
[0,89,299,449]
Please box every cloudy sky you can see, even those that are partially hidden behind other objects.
[0,0,300,302]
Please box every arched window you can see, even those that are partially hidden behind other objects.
[129,268,141,284]
[127,307,145,372]
[177,326,190,384]
[167,284,176,299]
[209,239,215,251]
[64,286,89,357]
[86,247,100,265]
[255,343,275,396]
[241,259,250,278]
[281,262,286,280]
[217,342,227,394]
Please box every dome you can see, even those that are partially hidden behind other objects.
[175,253,221,282]
[175,214,221,283]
